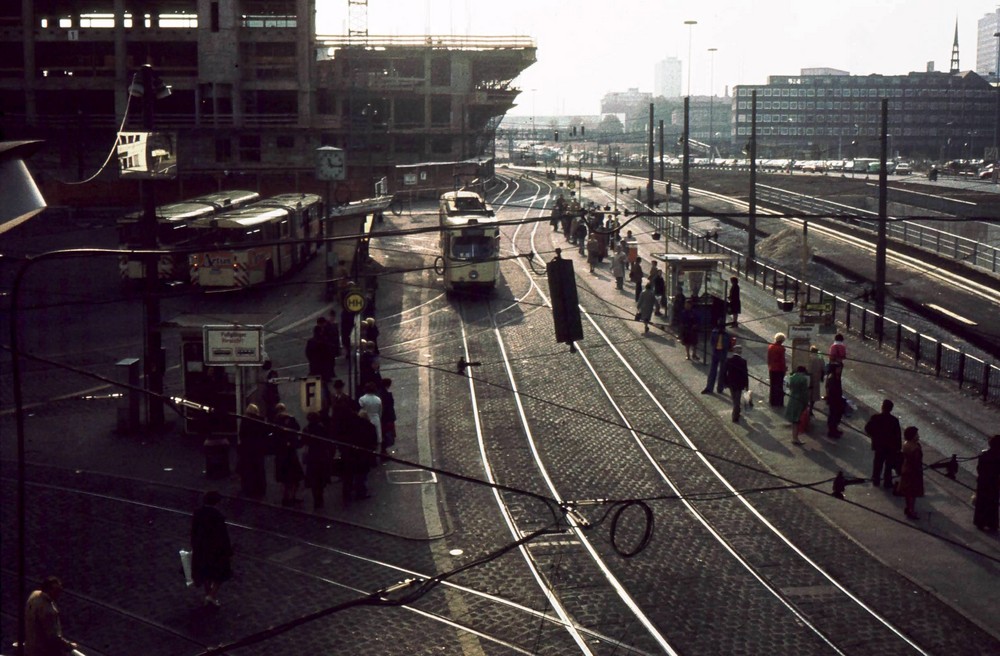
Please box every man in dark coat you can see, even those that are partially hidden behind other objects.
[864,399,902,488]
[305,324,335,382]
[724,344,749,423]
[303,412,334,510]
[728,276,741,326]
[702,321,730,394]
[825,362,845,438]
[191,491,232,607]
[974,434,1000,532]
[341,410,378,502]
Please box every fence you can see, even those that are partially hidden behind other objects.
[756,185,1000,274]
[639,208,1000,408]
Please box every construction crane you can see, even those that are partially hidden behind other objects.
[348,0,367,41]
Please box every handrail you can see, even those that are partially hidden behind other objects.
[635,206,999,407]
[757,184,999,274]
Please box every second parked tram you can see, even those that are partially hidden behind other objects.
[436,190,500,292]
[188,193,323,288]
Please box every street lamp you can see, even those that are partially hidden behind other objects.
[708,47,717,160]
[684,20,698,97]
[993,31,999,183]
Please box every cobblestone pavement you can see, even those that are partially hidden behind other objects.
[2,172,998,655]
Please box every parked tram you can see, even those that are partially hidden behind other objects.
[117,189,260,284]
[188,193,323,288]
[436,190,500,292]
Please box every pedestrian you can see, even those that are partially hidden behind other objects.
[828,333,847,367]
[339,308,356,357]
[357,381,384,453]
[272,403,303,506]
[636,282,656,334]
[191,491,233,607]
[897,426,924,520]
[342,410,378,502]
[767,332,787,407]
[334,259,351,299]
[320,310,341,372]
[237,403,268,498]
[681,298,700,361]
[586,233,601,273]
[724,344,749,423]
[574,218,588,255]
[358,340,382,391]
[303,411,334,511]
[611,248,627,290]
[864,399,902,489]
[361,317,380,353]
[728,276,741,326]
[305,324,335,383]
[702,321,730,394]
[25,576,78,656]
[568,213,580,245]
[651,265,666,315]
[806,345,825,415]
[825,361,845,438]
[258,360,281,422]
[379,377,397,458]
[785,365,811,445]
[973,434,1000,532]
[629,256,644,303]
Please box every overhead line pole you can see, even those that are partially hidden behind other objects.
[875,98,889,334]
[748,90,758,266]
[140,64,164,427]
[647,103,654,204]
[682,96,691,230]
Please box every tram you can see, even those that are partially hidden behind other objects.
[437,190,500,292]
[188,193,323,288]
[117,189,260,283]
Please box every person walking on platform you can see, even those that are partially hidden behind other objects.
[702,321,730,394]
[649,264,665,315]
[237,403,269,498]
[973,434,1000,532]
[320,311,341,373]
[767,333,787,407]
[357,382,384,454]
[611,248,627,290]
[361,317,380,353]
[272,403,303,506]
[25,576,78,655]
[306,324,335,383]
[864,399,902,489]
[724,344,749,423]
[681,298,700,361]
[303,412,334,511]
[586,233,601,273]
[342,410,378,502]
[379,377,397,459]
[574,219,588,255]
[191,491,233,607]
[824,362,845,438]
[727,276,741,326]
[828,333,847,368]
[806,345,825,415]
[785,366,811,445]
[629,256,644,303]
[636,282,656,334]
[898,426,924,520]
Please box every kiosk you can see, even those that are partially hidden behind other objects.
[652,253,732,331]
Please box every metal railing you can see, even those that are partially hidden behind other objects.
[757,184,1000,274]
[640,210,1000,407]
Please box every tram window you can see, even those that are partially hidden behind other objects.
[451,235,494,260]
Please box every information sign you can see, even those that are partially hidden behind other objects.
[343,290,367,314]
[301,376,323,414]
[203,325,264,365]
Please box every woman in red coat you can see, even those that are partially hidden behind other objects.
[767,333,787,407]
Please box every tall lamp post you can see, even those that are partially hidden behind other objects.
[684,20,697,98]
[993,31,999,183]
[707,47,717,160]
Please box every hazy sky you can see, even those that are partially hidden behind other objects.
[317,1,998,116]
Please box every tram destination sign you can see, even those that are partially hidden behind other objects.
[203,325,265,366]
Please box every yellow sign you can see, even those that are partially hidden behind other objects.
[343,291,366,314]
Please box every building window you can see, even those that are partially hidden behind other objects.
[276,135,294,149]
[215,138,232,162]
[210,2,219,31]
[239,135,261,162]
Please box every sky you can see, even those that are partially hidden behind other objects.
[316,1,999,117]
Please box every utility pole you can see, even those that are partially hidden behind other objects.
[658,119,664,181]
[140,64,164,427]
[682,96,691,230]
[875,98,889,332]
[748,90,758,266]
[646,103,654,204]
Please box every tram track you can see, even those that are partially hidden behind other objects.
[0,471,646,655]
[438,174,953,655]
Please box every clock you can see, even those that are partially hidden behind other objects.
[316,146,346,181]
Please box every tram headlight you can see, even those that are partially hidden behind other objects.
[469,270,479,280]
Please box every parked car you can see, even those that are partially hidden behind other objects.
[980,164,996,180]
[895,162,912,175]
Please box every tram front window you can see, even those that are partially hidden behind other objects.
[451,235,494,261]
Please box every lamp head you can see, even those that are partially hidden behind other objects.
[0,141,47,235]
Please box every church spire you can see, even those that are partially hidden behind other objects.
[949,18,960,73]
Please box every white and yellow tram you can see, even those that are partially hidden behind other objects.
[117,189,260,283]
[188,193,323,288]
[437,190,500,292]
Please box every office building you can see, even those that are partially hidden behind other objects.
[977,8,1000,81]
[654,57,682,99]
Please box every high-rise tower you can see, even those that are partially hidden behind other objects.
[950,19,960,73]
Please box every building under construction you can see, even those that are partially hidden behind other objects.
[1,0,536,204]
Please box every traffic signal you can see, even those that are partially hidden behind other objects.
[547,256,583,346]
